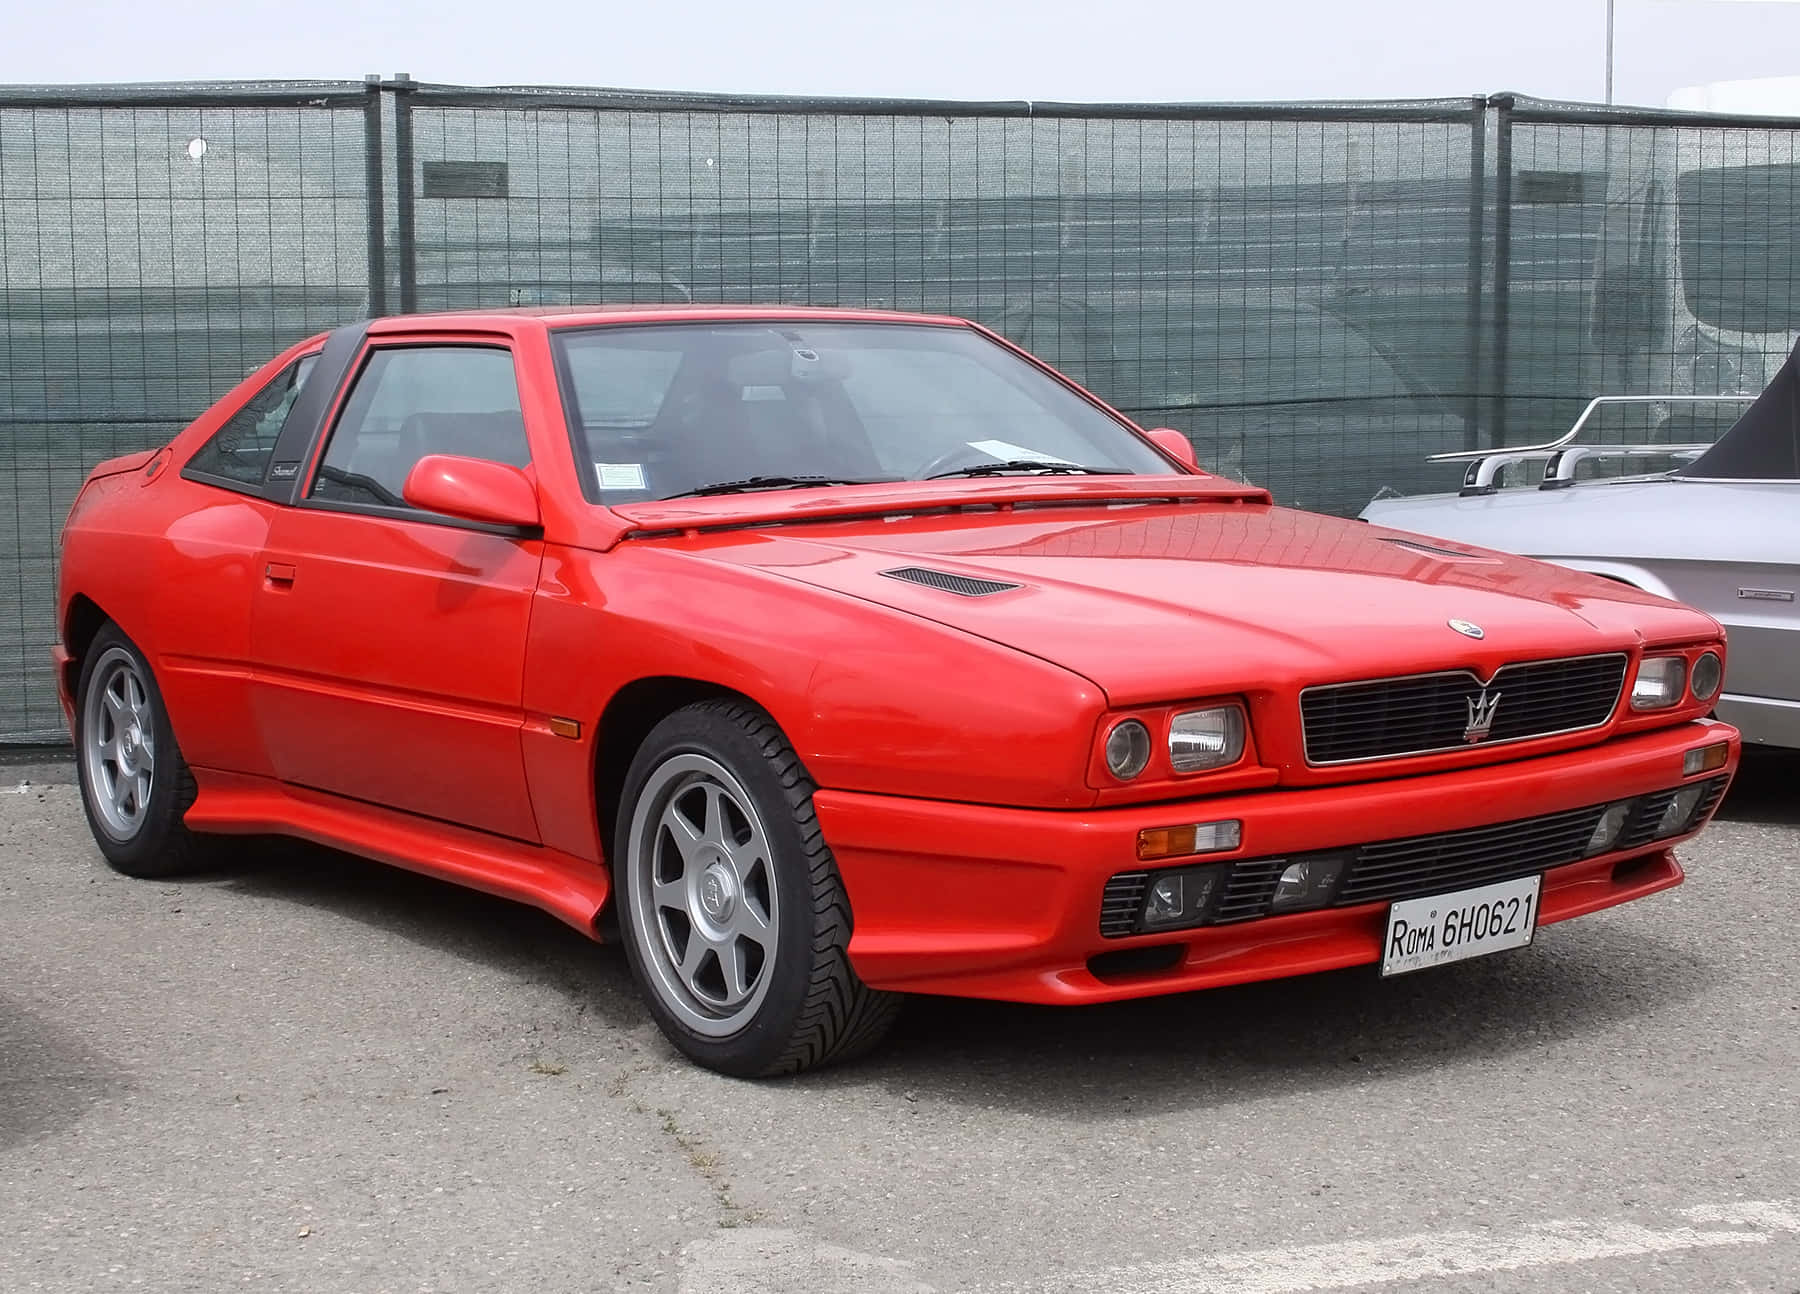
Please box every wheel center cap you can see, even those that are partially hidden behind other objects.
[697,862,737,923]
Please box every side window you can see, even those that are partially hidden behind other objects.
[310,345,528,510]
[185,354,317,488]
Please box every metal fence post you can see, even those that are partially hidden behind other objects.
[1463,96,1487,449]
[391,73,417,314]
[363,75,387,317]
[1489,94,1514,446]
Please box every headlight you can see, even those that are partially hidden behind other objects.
[1690,651,1723,702]
[1104,719,1152,780]
[1630,656,1686,711]
[1169,706,1246,772]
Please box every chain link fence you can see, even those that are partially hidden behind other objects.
[4,80,1799,741]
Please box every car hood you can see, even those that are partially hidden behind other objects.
[658,500,1720,705]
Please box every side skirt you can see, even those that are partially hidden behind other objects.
[183,767,610,938]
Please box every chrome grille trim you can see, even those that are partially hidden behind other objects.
[1299,652,1628,766]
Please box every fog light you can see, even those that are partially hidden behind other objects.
[1584,801,1633,856]
[1683,743,1729,776]
[1654,784,1708,839]
[1139,865,1226,931]
[1105,719,1152,780]
[1690,652,1723,702]
[1137,819,1242,861]
[1630,656,1686,711]
[1268,855,1349,914]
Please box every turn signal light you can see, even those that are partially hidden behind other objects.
[1683,743,1729,776]
[1136,819,1242,861]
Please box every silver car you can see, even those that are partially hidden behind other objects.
[1362,348,1800,750]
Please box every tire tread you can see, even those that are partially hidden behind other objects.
[658,698,901,1076]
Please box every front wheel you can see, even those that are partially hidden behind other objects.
[615,699,900,1076]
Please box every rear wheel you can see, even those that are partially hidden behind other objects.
[615,699,901,1076]
[75,624,216,878]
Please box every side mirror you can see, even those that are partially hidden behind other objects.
[1146,427,1199,471]
[403,454,541,530]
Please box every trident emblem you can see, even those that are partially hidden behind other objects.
[1464,688,1503,743]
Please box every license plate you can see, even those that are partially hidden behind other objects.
[1381,874,1541,977]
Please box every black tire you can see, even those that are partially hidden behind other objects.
[73,623,218,878]
[613,698,901,1076]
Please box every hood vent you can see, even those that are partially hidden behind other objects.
[1380,536,1500,563]
[880,566,1020,597]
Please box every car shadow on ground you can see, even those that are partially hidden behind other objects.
[207,840,648,1024]
[198,837,1717,1115]
[808,919,1715,1117]
[0,994,123,1151]
[1717,747,1800,826]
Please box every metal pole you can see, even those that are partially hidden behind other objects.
[1490,96,1514,447]
[392,72,417,314]
[1605,0,1616,105]
[363,75,387,317]
[1463,97,1487,450]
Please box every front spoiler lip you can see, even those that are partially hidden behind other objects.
[814,719,1738,1003]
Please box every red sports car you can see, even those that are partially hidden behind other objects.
[55,306,1740,1075]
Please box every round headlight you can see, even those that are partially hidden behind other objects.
[1104,719,1152,780]
[1690,651,1723,702]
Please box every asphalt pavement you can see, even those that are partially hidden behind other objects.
[2,751,1797,1293]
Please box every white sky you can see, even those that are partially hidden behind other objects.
[6,0,1800,108]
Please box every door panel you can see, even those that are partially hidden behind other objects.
[251,508,544,841]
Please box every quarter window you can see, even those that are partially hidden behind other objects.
[185,354,317,488]
[310,345,529,510]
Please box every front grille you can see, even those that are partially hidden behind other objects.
[1099,872,1149,937]
[1098,776,1728,936]
[1212,858,1291,922]
[879,566,1019,597]
[1300,653,1628,765]
[1333,804,1603,907]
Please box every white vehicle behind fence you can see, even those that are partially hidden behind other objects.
[1587,132,1800,405]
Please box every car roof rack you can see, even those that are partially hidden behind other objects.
[1427,394,1756,496]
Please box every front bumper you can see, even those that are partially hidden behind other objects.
[814,719,1739,1003]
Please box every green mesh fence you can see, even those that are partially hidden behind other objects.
[4,82,1800,741]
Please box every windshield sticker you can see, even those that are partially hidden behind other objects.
[740,385,787,402]
[967,439,1074,465]
[596,462,648,491]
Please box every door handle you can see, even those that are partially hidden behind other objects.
[264,562,297,588]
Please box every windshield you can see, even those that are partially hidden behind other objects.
[550,321,1174,504]
[1678,163,1800,332]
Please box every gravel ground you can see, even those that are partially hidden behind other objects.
[2,750,1796,1293]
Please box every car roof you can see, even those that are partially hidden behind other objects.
[363,304,975,334]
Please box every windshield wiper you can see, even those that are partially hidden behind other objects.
[927,460,1129,479]
[664,474,895,498]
